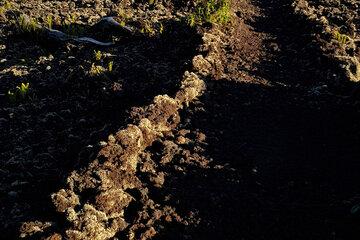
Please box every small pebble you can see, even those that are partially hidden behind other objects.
[196,132,206,142]
[79,118,86,124]
[176,136,187,145]
[108,134,116,143]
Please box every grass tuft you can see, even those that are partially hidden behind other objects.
[333,30,350,46]
[7,82,30,102]
[108,61,114,72]
[187,0,231,27]
[94,50,102,61]
[17,14,40,34]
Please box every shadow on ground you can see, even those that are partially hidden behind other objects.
[250,0,342,88]
[156,79,360,240]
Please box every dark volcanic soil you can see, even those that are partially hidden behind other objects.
[1,0,360,239]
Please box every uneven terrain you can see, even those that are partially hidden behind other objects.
[0,0,360,239]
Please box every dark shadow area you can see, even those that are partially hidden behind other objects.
[155,78,360,239]
[0,19,201,238]
[250,0,342,88]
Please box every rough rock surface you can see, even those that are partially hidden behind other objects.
[293,0,360,82]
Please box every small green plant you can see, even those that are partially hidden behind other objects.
[333,30,350,45]
[117,8,132,22]
[17,14,39,33]
[46,15,53,29]
[70,13,77,24]
[90,63,106,76]
[16,82,30,98]
[4,1,12,9]
[140,22,155,36]
[94,50,102,61]
[63,13,84,35]
[140,21,164,36]
[7,82,30,102]
[188,14,196,27]
[116,9,128,27]
[108,61,114,72]
[187,0,230,27]
[159,23,164,34]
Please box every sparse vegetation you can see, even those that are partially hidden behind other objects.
[140,20,165,36]
[159,22,164,34]
[91,51,114,75]
[108,61,114,72]
[94,50,103,61]
[140,21,156,36]
[4,1,11,9]
[90,63,106,76]
[63,13,84,35]
[46,15,53,29]
[187,0,231,26]
[16,82,30,98]
[117,8,131,26]
[16,14,40,34]
[0,1,12,15]
[7,82,30,102]
[333,30,350,45]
